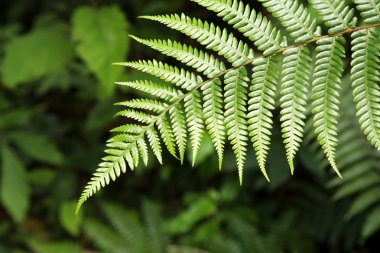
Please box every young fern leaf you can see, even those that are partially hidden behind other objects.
[248,57,278,181]
[77,0,380,210]
[312,36,346,177]
[280,46,312,174]
[224,67,249,184]
[351,28,380,151]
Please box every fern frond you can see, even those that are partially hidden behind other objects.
[362,206,380,240]
[314,81,380,239]
[141,14,254,66]
[192,0,287,55]
[312,36,346,176]
[111,124,144,134]
[224,67,249,184]
[351,28,380,151]
[333,172,379,200]
[130,37,226,78]
[117,99,166,113]
[280,46,312,174]
[309,0,358,34]
[116,109,154,124]
[248,57,278,180]
[102,203,147,248]
[353,0,380,24]
[169,104,188,163]
[156,116,178,159]
[116,80,180,101]
[147,127,163,164]
[78,0,380,209]
[258,0,322,42]
[84,219,128,253]
[203,79,226,169]
[184,91,205,165]
[117,60,201,90]
[137,138,149,166]
[346,188,380,219]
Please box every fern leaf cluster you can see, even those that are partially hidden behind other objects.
[78,0,380,210]
[307,81,380,240]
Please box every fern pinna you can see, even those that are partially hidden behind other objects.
[77,0,380,210]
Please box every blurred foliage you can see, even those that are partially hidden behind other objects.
[0,0,379,252]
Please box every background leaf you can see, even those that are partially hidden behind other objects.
[165,195,217,235]
[9,132,64,165]
[59,200,83,236]
[72,5,130,98]
[2,23,74,87]
[29,240,82,253]
[0,145,30,223]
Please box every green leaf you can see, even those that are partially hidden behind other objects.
[28,168,55,186]
[2,24,73,87]
[362,206,380,240]
[0,109,34,130]
[72,6,129,98]
[165,195,217,235]
[0,145,30,223]
[84,219,127,253]
[248,57,278,181]
[9,132,64,165]
[29,240,82,253]
[59,201,83,236]
[224,67,249,184]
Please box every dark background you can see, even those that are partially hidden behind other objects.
[0,0,379,252]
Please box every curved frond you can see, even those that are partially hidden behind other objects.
[224,67,249,184]
[248,57,278,180]
[202,79,226,169]
[184,91,205,165]
[312,36,346,176]
[351,28,380,151]
[147,127,163,164]
[280,46,312,173]
[169,104,188,163]
[156,116,177,159]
